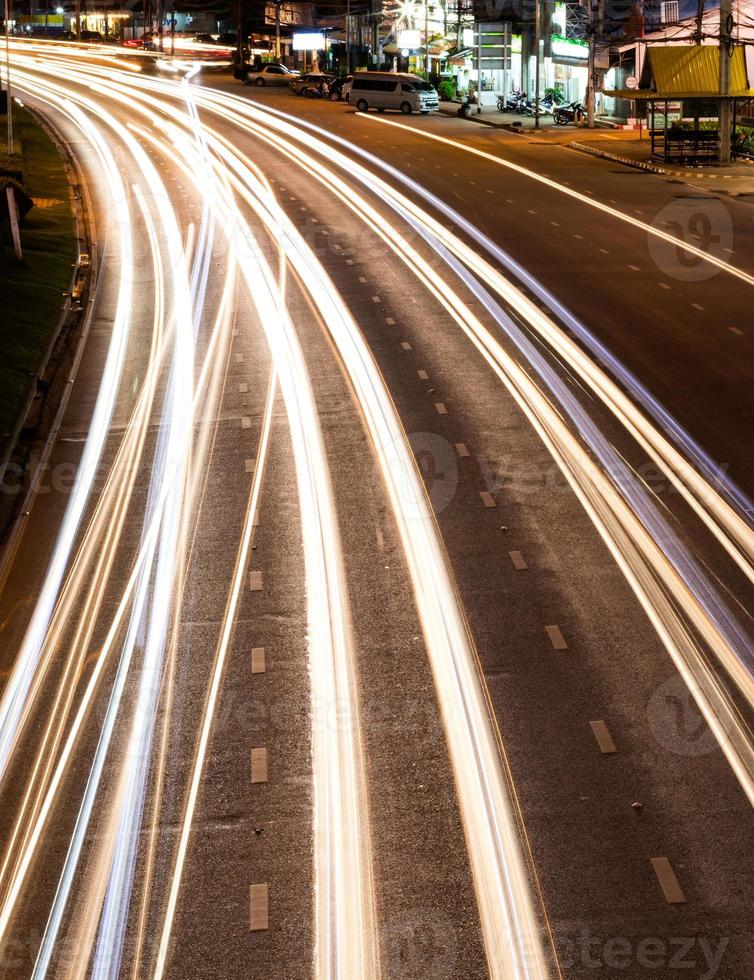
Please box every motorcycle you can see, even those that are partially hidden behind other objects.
[457,94,474,118]
[553,101,584,126]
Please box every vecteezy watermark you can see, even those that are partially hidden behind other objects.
[382,907,458,978]
[378,431,459,521]
[647,674,720,757]
[648,198,734,282]
[557,930,728,978]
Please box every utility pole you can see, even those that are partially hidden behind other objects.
[586,0,596,127]
[345,0,351,73]
[4,0,13,157]
[275,0,280,61]
[719,0,733,163]
[424,0,429,77]
[75,0,80,37]
[534,0,541,129]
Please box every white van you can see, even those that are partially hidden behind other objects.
[347,73,439,115]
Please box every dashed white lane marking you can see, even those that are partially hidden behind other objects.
[358,276,367,283]
[589,720,618,754]
[509,550,528,570]
[251,647,266,674]
[376,527,385,551]
[691,302,705,311]
[239,382,248,393]
[249,571,263,592]
[658,282,671,290]
[249,884,269,931]
[245,458,255,473]
[401,341,412,350]
[434,402,448,415]
[545,625,568,650]
[480,491,496,509]
[251,747,268,784]
[650,857,687,905]
[627,264,640,272]
[573,234,584,240]
[455,443,470,458]
[372,295,381,303]
[385,316,396,325]
[417,369,429,380]
[598,248,610,255]
[527,209,536,215]
[236,353,244,363]
[242,417,252,430]
[729,326,744,335]
[550,221,560,227]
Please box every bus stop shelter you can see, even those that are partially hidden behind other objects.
[605,45,754,162]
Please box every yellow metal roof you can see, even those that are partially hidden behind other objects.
[606,44,754,99]
[651,45,748,95]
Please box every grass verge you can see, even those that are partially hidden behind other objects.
[0,106,76,439]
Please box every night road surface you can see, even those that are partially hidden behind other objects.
[0,44,752,980]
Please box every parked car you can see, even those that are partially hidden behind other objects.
[289,72,334,97]
[237,63,299,86]
[347,72,439,114]
[328,75,353,101]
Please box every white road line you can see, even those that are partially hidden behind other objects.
[729,326,744,335]
[658,282,671,290]
[385,316,396,325]
[249,571,263,592]
[239,382,248,392]
[242,417,252,429]
[627,264,640,271]
[509,550,528,570]
[249,884,269,931]
[545,625,568,650]
[455,443,470,458]
[236,353,244,363]
[251,647,266,674]
[691,303,705,311]
[434,402,448,415]
[251,747,268,784]
[480,491,497,509]
[401,341,412,350]
[589,720,617,754]
[650,857,686,904]
[417,369,429,380]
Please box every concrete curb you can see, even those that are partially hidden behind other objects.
[569,139,743,180]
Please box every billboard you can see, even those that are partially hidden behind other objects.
[293,32,324,51]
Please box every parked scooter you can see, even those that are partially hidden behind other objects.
[457,93,474,118]
[553,100,584,125]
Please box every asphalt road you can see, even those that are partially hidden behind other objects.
[0,51,752,980]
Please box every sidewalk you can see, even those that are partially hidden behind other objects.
[438,102,754,195]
